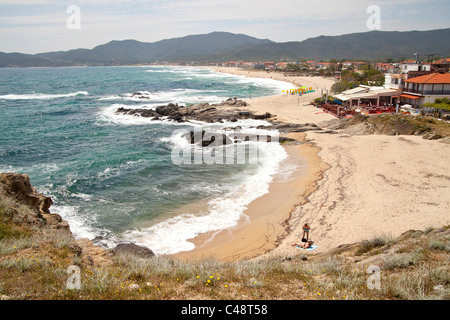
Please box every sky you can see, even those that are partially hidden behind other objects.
[1,0,450,54]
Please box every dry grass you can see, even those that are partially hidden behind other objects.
[0,190,449,300]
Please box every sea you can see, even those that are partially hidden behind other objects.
[0,65,297,255]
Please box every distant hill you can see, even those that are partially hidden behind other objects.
[0,52,53,68]
[1,29,450,67]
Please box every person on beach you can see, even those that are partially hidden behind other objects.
[292,240,313,249]
[302,223,310,242]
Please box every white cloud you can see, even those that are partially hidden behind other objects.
[0,0,449,53]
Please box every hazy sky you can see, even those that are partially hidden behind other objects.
[1,0,449,54]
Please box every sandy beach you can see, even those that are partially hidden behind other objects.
[175,67,450,262]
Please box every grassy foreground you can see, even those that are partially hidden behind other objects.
[1,187,449,301]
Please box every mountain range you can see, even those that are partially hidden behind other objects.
[1,29,450,67]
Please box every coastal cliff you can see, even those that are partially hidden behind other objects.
[0,173,69,231]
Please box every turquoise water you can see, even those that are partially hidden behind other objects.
[0,66,294,254]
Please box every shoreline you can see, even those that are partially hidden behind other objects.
[172,66,450,262]
[174,68,337,262]
[174,133,329,262]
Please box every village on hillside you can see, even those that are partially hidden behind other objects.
[204,57,450,120]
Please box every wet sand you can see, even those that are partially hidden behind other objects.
[174,67,450,262]
[175,133,329,261]
[173,67,337,261]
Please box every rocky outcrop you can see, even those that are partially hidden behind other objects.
[75,238,114,267]
[183,130,234,147]
[115,99,273,124]
[257,122,324,134]
[112,243,155,258]
[317,113,448,140]
[215,97,247,108]
[0,172,157,267]
[131,91,151,99]
[0,172,70,231]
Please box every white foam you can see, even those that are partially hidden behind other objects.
[72,193,93,201]
[121,138,287,255]
[0,91,88,100]
[97,88,225,106]
[97,103,186,126]
[51,204,99,240]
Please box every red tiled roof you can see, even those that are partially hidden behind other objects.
[405,73,450,84]
[400,94,422,100]
[434,58,450,64]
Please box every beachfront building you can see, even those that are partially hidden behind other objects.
[319,84,400,117]
[239,62,256,69]
[333,85,401,108]
[276,62,288,69]
[400,72,450,107]
[384,73,407,90]
[374,62,397,73]
[399,61,431,74]
[225,61,238,68]
[305,60,317,69]
[317,62,334,70]
[434,58,450,65]
[264,61,276,70]
[342,61,367,70]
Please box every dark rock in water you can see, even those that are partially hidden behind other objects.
[203,132,234,147]
[112,243,155,258]
[183,130,276,147]
[155,103,179,116]
[131,91,151,99]
[115,98,266,124]
[183,130,234,147]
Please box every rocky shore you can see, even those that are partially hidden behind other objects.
[1,170,449,301]
[116,98,450,144]
[0,172,154,267]
[115,97,270,123]
[0,173,70,232]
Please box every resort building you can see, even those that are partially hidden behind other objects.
[333,85,401,108]
[264,61,276,70]
[276,62,288,69]
[342,61,367,69]
[399,61,431,74]
[400,72,450,107]
[384,73,407,90]
[373,62,396,73]
[433,58,450,65]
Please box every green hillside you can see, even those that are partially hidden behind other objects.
[1,29,450,67]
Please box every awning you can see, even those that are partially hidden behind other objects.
[334,94,350,101]
[400,94,422,100]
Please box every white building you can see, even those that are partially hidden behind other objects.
[384,73,407,90]
[399,61,431,74]
[333,85,401,107]
[400,72,450,106]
